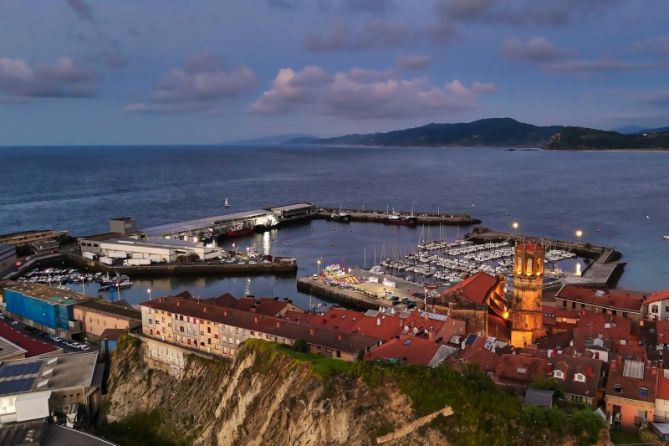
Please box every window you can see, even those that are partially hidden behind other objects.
[574,373,586,383]
[179,315,183,321]
[665,306,669,313]
[180,326,184,332]
[208,338,211,344]
[553,370,564,379]
[207,327,211,334]
[614,384,622,393]
[639,387,649,398]
[148,319,153,325]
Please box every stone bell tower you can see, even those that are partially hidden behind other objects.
[510,243,545,347]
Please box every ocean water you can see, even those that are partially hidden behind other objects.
[1,145,668,305]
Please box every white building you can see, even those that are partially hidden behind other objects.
[647,290,669,321]
[95,238,223,263]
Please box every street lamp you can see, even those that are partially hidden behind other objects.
[147,288,152,300]
[512,221,519,231]
[575,229,583,239]
[316,258,322,276]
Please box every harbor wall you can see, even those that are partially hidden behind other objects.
[65,253,297,278]
[318,207,480,225]
[296,277,392,310]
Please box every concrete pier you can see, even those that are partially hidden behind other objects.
[66,253,297,277]
[319,207,480,225]
[297,276,394,310]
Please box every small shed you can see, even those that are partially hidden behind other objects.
[523,388,554,408]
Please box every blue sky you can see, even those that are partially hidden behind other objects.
[0,0,668,145]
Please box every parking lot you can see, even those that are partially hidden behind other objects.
[0,313,91,354]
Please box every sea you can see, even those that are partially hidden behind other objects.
[1,145,668,307]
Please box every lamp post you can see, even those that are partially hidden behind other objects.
[316,258,322,276]
[147,288,152,300]
[512,221,519,244]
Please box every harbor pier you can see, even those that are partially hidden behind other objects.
[318,207,481,225]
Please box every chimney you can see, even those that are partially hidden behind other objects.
[276,321,281,328]
[254,316,259,324]
[203,306,207,313]
[337,334,342,341]
[224,310,228,317]
[428,327,435,342]
[176,301,180,307]
[309,327,316,336]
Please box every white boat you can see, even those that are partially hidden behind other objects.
[224,197,230,207]
[664,235,669,240]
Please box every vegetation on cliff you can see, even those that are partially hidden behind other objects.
[242,339,604,446]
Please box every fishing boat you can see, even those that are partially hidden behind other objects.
[664,235,669,240]
[329,212,351,223]
[384,214,416,226]
[224,197,230,207]
[224,224,254,238]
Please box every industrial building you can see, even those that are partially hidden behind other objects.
[90,237,224,264]
[267,203,316,222]
[141,209,278,239]
[1,283,86,339]
[0,351,101,426]
[73,299,141,340]
[0,244,17,278]
[0,230,68,255]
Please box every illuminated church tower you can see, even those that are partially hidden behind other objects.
[510,243,545,347]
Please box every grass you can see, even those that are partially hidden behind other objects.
[242,339,604,446]
[610,430,641,444]
[97,410,191,446]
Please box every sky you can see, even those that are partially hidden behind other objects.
[0,0,668,145]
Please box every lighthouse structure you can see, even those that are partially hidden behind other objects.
[510,243,546,347]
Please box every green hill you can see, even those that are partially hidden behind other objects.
[290,118,669,150]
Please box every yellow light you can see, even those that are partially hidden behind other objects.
[512,222,519,230]
[575,229,583,238]
[502,311,509,320]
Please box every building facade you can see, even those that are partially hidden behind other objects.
[0,244,17,277]
[73,300,141,340]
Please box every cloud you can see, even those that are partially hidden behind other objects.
[125,51,257,114]
[248,66,495,119]
[646,92,669,107]
[395,54,432,70]
[341,0,396,13]
[541,58,656,76]
[501,37,574,63]
[630,35,669,56]
[428,0,619,46]
[0,57,97,98]
[305,19,413,51]
[66,0,94,22]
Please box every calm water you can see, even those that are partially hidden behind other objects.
[1,145,668,305]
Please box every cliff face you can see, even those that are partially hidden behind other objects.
[101,339,447,446]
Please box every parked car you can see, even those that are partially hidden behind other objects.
[51,336,62,342]
[10,320,19,326]
[0,313,5,319]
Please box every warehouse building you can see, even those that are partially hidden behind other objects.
[73,299,141,340]
[1,283,86,339]
[85,237,224,264]
[0,351,101,426]
[0,244,16,278]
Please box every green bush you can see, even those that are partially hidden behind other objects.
[571,409,604,446]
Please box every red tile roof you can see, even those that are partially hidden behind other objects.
[546,354,603,401]
[572,311,631,353]
[557,286,646,312]
[647,290,669,305]
[210,294,297,317]
[447,335,500,373]
[656,370,669,400]
[656,320,669,345]
[542,306,579,327]
[606,357,658,403]
[366,335,442,366]
[494,354,548,385]
[439,272,498,306]
[0,321,59,357]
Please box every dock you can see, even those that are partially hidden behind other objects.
[318,207,480,225]
[136,203,481,239]
[466,227,625,287]
[465,227,621,260]
[66,253,298,278]
[297,276,394,310]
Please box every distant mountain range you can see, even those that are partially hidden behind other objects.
[283,118,669,150]
[225,133,315,146]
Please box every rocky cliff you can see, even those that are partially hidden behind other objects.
[99,338,448,446]
[98,337,607,446]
